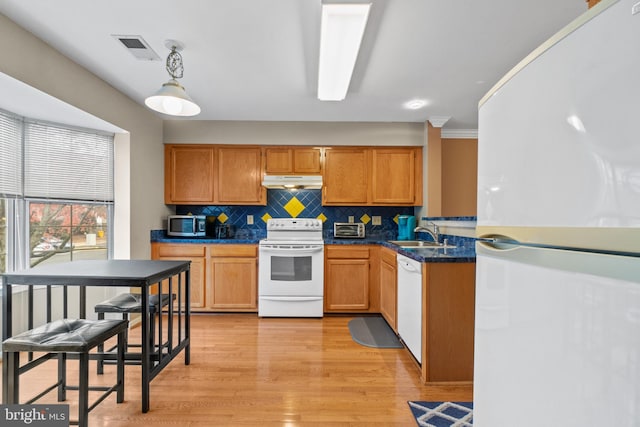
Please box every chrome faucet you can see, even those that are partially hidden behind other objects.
[414,221,440,243]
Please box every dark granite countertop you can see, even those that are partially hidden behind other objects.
[325,237,476,263]
[152,229,476,263]
[150,230,261,244]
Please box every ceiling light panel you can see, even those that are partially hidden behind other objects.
[317,3,371,101]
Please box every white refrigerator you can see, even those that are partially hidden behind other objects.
[474,0,640,425]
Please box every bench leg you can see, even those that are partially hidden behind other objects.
[57,352,67,401]
[5,351,20,404]
[78,352,89,427]
[97,312,105,375]
[150,312,156,352]
[117,329,125,403]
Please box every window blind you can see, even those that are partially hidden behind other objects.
[24,122,114,202]
[0,111,22,197]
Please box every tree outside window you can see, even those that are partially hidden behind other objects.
[29,202,109,267]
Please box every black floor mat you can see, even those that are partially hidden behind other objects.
[348,316,403,348]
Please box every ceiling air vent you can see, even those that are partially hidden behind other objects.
[112,35,160,61]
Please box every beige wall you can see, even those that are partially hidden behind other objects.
[163,120,424,146]
[0,13,168,259]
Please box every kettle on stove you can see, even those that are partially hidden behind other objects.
[397,215,416,240]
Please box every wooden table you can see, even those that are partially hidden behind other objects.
[1,259,191,413]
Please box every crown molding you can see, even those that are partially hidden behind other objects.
[441,129,478,139]
[427,116,451,128]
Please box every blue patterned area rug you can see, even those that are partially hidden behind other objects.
[408,401,473,426]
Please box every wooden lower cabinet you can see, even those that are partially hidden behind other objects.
[379,246,397,332]
[421,262,476,384]
[151,243,257,312]
[209,245,258,311]
[151,243,207,309]
[324,245,379,313]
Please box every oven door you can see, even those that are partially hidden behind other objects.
[258,244,324,296]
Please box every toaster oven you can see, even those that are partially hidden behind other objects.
[333,222,365,239]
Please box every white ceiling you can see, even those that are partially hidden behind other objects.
[0,0,586,130]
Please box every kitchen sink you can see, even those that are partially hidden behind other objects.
[388,240,456,249]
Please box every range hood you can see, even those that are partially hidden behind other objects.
[262,175,323,189]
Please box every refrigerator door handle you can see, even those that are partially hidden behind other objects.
[476,240,640,284]
[477,239,520,252]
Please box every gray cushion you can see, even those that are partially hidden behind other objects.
[94,293,175,314]
[2,318,128,353]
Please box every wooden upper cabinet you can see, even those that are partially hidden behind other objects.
[323,148,369,205]
[216,147,266,205]
[371,148,422,205]
[293,148,322,173]
[264,147,322,174]
[322,146,422,206]
[264,148,293,174]
[164,145,216,204]
[165,144,421,207]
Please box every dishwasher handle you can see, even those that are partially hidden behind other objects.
[398,259,420,273]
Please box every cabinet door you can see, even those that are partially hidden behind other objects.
[210,257,257,310]
[216,147,265,205]
[264,148,293,174]
[264,147,322,174]
[293,148,322,174]
[423,262,476,383]
[323,148,369,205]
[379,248,397,331]
[325,259,370,311]
[371,148,418,204]
[151,243,207,309]
[164,145,215,204]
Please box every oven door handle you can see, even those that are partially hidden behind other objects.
[260,245,324,254]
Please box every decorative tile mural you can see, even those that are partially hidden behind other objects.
[176,189,414,239]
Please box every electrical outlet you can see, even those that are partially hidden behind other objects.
[247,215,254,225]
[348,216,354,223]
[372,216,381,226]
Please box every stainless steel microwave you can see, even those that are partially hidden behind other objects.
[333,222,365,239]
[167,215,206,237]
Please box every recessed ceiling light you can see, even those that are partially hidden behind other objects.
[403,99,428,110]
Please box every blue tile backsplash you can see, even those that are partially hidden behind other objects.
[176,189,414,239]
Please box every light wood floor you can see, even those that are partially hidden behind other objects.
[6,314,472,426]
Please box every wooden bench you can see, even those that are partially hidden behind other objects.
[94,293,175,373]
[2,318,128,427]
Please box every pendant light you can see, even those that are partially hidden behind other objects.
[145,40,201,117]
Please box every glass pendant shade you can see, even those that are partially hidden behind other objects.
[145,79,201,117]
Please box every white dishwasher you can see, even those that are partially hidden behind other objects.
[397,254,422,363]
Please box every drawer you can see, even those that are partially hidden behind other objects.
[210,244,257,257]
[157,244,206,257]
[326,245,370,259]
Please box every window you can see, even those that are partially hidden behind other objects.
[29,202,109,267]
[0,109,114,272]
[0,199,6,273]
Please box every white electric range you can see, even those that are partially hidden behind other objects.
[258,218,324,317]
